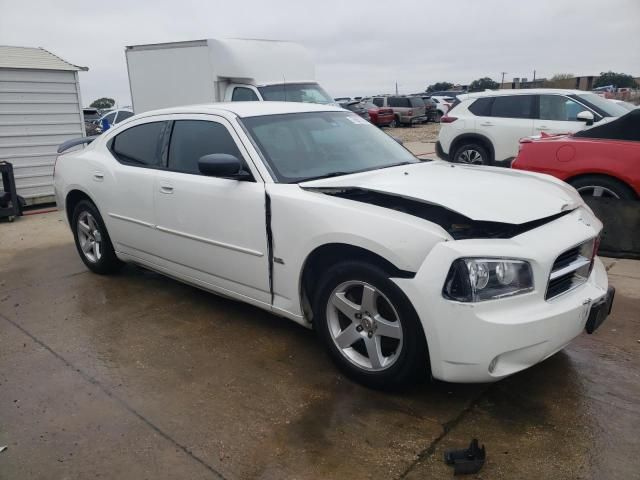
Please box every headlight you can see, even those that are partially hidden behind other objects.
[443,258,534,302]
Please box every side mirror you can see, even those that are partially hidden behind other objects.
[391,136,403,145]
[198,154,250,179]
[576,110,595,126]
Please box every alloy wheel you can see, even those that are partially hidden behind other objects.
[77,211,103,263]
[457,149,483,164]
[326,281,403,371]
[576,185,620,199]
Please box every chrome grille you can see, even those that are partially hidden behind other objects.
[546,239,595,300]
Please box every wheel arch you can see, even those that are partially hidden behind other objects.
[298,243,415,324]
[65,188,99,225]
[450,133,495,163]
[563,172,638,199]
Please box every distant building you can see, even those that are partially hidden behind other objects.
[500,75,599,91]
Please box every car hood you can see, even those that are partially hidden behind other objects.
[300,161,584,224]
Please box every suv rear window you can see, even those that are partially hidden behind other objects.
[489,95,534,118]
[468,97,492,116]
[372,98,384,107]
[409,97,424,107]
[388,97,411,108]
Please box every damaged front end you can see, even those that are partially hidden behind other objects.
[307,187,572,240]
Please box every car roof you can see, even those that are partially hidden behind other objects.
[136,101,343,119]
[458,88,590,101]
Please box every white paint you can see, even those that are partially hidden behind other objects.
[54,102,610,382]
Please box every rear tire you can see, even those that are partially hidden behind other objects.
[389,116,399,128]
[453,143,489,165]
[569,175,636,200]
[72,200,123,274]
[313,260,429,390]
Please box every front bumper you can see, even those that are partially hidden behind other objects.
[393,207,610,383]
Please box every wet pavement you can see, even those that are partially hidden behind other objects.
[1,211,639,479]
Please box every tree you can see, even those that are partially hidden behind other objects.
[426,82,454,93]
[593,71,637,89]
[468,77,499,92]
[90,97,115,109]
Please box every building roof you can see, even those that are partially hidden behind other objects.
[0,46,88,71]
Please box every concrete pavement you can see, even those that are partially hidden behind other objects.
[1,211,639,479]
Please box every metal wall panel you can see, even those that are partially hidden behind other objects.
[0,68,84,204]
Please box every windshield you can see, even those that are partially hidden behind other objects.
[258,83,334,104]
[575,93,628,117]
[241,111,418,183]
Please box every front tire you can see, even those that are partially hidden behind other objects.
[389,116,399,128]
[313,261,429,389]
[72,200,123,274]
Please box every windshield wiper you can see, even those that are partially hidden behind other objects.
[300,171,351,182]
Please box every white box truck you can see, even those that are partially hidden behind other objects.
[125,38,334,113]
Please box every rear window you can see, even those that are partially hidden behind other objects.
[489,95,534,118]
[388,97,411,108]
[372,98,384,107]
[409,97,425,107]
[468,97,493,116]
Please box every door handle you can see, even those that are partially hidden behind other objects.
[480,122,494,126]
[93,172,104,181]
[536,125,549,130]
[159,183,174,194]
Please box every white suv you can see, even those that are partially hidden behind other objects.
[437,89,628,165]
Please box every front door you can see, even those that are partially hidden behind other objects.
[534,94,595,136]
[153,116,271,305]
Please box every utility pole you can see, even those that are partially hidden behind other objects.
[500,72,507,89]
[533,70,536,82]
[395,81,398,95]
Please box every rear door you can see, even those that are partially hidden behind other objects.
[101,119,169,258]
[153,115,271,304]
[534,94,595,136]
[480,95,535,161]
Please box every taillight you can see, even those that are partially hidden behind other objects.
[441,115,457,123]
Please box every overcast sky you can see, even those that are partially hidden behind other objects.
[1,0,639,107]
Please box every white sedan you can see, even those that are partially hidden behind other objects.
[54,102,614,388]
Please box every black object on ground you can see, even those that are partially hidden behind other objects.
[0,161,22,222]
[444,438,486,475]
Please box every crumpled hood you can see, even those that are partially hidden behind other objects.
[300,161,584,224]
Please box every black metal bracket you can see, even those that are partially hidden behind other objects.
[444,438,486,475]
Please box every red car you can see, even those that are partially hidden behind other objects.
[512,109,640,200]
[360,101,395,127]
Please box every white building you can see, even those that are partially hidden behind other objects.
[0,46,87,205]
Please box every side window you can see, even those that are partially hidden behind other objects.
[114,111,134,123]
[539,95,588,121]
[389,97,410,108]
[490,95,534,119]
[232,87,259,102]
[168,120,244,176]
[468,97,492,116]
[110,121,167,167]
[372,97,384,107]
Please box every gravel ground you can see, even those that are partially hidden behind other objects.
[383,122,440,143]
